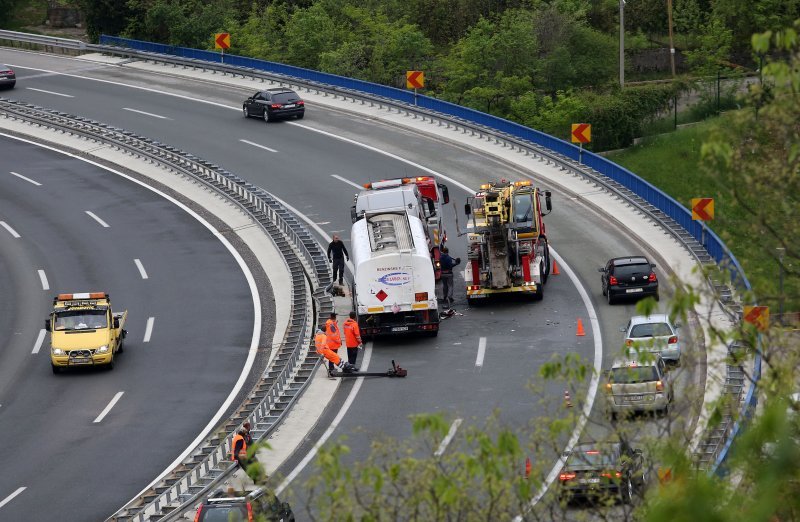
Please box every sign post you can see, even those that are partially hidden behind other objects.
[571,123,591,163]
[406,71,424,106]
[215,33,231,63]
[691,197,714,247]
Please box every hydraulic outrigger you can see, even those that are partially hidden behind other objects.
[330,359,408,378]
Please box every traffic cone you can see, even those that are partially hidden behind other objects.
[564,390,573,408]
[552,259,560,275]
[576,318,586,336]
[524,457,532,479]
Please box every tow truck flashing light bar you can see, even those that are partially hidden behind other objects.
[479,180,532,190]
[363,176,435,190]
[56,292,108,300]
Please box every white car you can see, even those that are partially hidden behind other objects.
[620,314,681,363]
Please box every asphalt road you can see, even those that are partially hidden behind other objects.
[0,49,704,520]
[0,137,256,520]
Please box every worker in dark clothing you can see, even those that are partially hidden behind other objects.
[439,246,461,309]
[242,422,253,446]
[327,234,349,286]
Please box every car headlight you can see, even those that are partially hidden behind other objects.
[52,348,65,356]
[96,345,109,354]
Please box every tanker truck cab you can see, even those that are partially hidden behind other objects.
[46,292,128,373]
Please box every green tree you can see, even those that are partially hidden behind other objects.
[283,2,340,69]
[77,0,134,41]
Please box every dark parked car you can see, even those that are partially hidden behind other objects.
[243,88,304,122]
[194,487,294,522]
[598,256,659,304]
[558,441,647,504]
[0,64,16,89]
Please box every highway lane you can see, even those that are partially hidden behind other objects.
[0,49,702,517]
[0,137,258,520]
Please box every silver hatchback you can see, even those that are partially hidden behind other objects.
[605,355,673,419]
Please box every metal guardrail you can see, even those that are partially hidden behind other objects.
[0,97,333,521]
[0,28,758,482]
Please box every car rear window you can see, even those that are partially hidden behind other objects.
[272,92,300,103]
[613,263,651,278]
[630,322,673,338]
[566,449,617,467]
[611,365,658,383]
[199,505,248,522]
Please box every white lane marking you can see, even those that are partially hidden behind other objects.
[85,210,110,228]
[93,391,124,423]
[31,329,46,354]
[133,259,148,280]
[0,133,261,505]
[37,269,49,290]
[514,249,602,517]
[143,317,154,343]
[331,174,363,190]
[0,221,20,238]
[122,107,169,119]
[434,418,463,457]
[239,139,278,153]
[276,341,373,496]
[476,337,487,367]
[9,171,42,186]
[26,87,74,98]
[0,487,26,509]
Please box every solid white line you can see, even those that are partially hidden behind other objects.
[26,86,74,97]
[331,174,363,190]
[143,317,154,343]
[0,133,261,504]
[37,269,49,290]
[239,139,278,153]
[31,329,46,354]
[9,171,42,186]
[122,107,169,119]
[476,337,487,367]
[276,341,373,497]
[0,221,20,238]
[85,210,110,228]
[434,418,463,457]
[134,258,148,280]
[93,391,124,423]
[0,487,26,509]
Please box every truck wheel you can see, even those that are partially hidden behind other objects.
[117,342,124,354]
[51,364,61,374]
[106,358,115,371]
[542,243,551,284]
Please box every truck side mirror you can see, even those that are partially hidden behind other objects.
[350,206,358,223]
[464,203,471,216]
[439,183,450,204]
[44,318,51,331]
[545,191,552,213]
[114,317,120,329]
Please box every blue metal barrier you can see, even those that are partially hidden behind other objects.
[99,34,759,472]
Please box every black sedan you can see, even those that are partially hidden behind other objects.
[599,256,659,305]
[558,441,647,504]
[243,88,304,122]
[0,64,16,89]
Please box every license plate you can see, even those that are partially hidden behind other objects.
[626,288,643,293]
[284,104,295,108]
[579,478,600,484]
[392,326,409,332]
[70,358,91,365]
[628,395,643,401]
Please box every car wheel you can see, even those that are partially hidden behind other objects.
[602,283,607,297]
[621,477,633,504]
[106,357,114,371]
[607,291,615,305]
[243,105,249,118]
[296,112,304,119]
[51,364,61,374]
[264,111,273,123]
[654,292,660,302]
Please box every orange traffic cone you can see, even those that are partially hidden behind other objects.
[524,457,532,479]
[552,259,560,275]
[564,390,573,408]
[576,318,586,336]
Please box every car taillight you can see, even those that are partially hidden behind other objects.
[668,336,678,344]
[649,272,657,282]
[601,471,622,478]
[656,380,664,392]
[559,472,576,481]
[609,275,618,285]
[415,292,428,302]
[297,100,305,105]
[271,104,282,109]
[247,502,254,522]
[193,505,203,522]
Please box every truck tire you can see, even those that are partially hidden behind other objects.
[542,242,551,284]
[51,364,61,374]
[117,341,124,354]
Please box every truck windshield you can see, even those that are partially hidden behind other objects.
[512,194,535,225]
[54,310,107,331]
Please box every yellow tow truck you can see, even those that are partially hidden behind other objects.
[46,292,127,373]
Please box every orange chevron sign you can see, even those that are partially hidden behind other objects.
[214,33,230,50]
[691,198,714,221]
[744,306,769,332]
[406,70,424,89]
[571,123,591,143]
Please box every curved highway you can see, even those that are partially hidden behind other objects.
[0,48,703,518]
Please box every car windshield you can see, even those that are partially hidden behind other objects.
[566,448,617,467]
[199,505,248,522]
[614,263,650,277]
[629,322,673,338]
[272,92,299,104]
[611,365,658,383]
[54,310,107,330]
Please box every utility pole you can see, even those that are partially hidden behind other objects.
[619,0,626,87]
[777,247,786,325]
[666,0,676,76]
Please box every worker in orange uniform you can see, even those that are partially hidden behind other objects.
[325,312,342,373]
[343,311,362,366]
[314,324,357,377]
[230,427,248,469]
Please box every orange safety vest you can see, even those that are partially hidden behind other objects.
[231,432,247,461]
[343,318,361,348]
[314,331,327,352]
[325,319,341,349]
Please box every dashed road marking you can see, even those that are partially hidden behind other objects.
[143,317,154,343]
[476,337,486,367]
[122,107,169,119]
[26,87,74,98]
[31,329,46,354]
[0,221,20,238]
[240,139,278,153]
[134,259,148,280]
[9,171,41,186]
[94,391,124,423]
[434,418,463,457]
[85,210,110,228]
[37,269,49,290]
[331,174,363,190]
[0,487,26,509]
